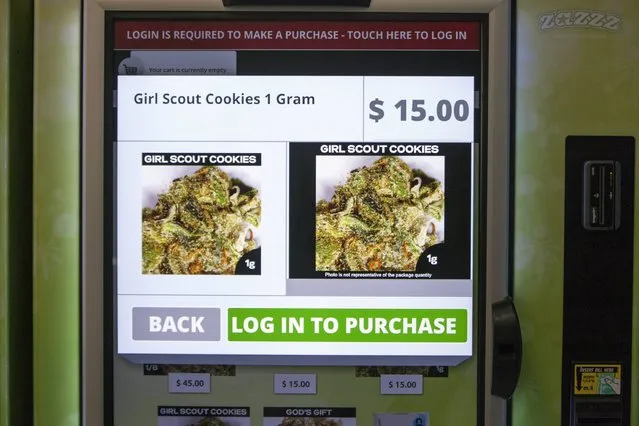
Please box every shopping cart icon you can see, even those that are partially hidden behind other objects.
[123,64,138,75]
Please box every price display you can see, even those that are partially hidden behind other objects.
[273,374,317,395]
[368,98,471,123]
[362,76,474,142]
[380,374,423,395]
[118,76,475,144]
[167,373,211,394]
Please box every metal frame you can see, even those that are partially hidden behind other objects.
[82,1,512,425]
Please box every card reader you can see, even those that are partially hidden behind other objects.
[582,160,621,231]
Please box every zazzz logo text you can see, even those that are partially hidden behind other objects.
[539,10,622,31]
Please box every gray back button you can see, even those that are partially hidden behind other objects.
[132,308,221,341]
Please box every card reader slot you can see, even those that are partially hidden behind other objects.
[573,398,622,426]
[583,161,621,231]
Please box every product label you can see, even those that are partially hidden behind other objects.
[274,374,317,394]
[158,406,250,426]
[380,374,423,395]
[167,373,211,394]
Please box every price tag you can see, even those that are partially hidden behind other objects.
[168,373,211,394]
[363,76,475,142]
[274,374,317,395]
[380,374,423,395]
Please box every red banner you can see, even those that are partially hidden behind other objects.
[114,21,480,51]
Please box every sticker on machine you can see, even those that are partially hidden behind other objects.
[263,407,356,426]
[574,364,621,395]
[374,413,429,426]
[157,406,250,426]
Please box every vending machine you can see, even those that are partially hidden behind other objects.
[21,0,636,425]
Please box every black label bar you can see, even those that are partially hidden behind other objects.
[263,408,356,418]
[315,142,447,156]
[158,407,250,417]
[142,153,261,166]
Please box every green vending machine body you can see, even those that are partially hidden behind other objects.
[511,2,639,426]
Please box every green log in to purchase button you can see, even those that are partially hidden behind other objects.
[227,308,467,342]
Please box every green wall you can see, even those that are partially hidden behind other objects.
[0,0,34,425]
[1,0,82,423]
[32,0,81,425]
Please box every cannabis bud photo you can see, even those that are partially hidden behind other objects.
[315,156,444,272]
[142,166,261,275]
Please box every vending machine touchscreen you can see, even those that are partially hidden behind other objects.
[110,18,480,366]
